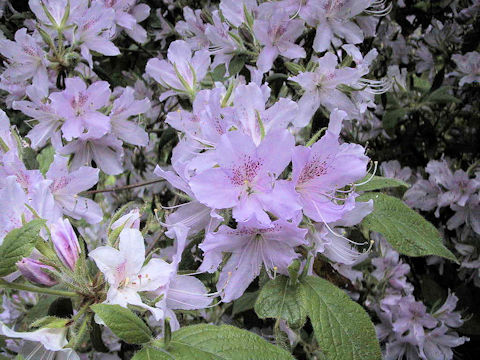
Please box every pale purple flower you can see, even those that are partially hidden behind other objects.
[46,155,102,224]
[232,83,299,145]
[146,40,210,99]
[447,194,480,234]
[49,77,111,141]
[432,292,464,328]
[153,225,213,331]
[419,325,468,360]
[0,28,48,84]
[103,0,150,43]
[437,170,479,208]
[70,2,120,67]
[451,52,480,86]
[13,81,61,149]
[392,295,437,344]
[175,7,210,50]
[381,160,412,183]
[57,134,124,175]
[200,219,307,302]
[16,258,57,286]
[310,199,373,265]
[253,9,305,73]
[304,0,378,53]
[292,110,369,223]
[190,129,301,225]
[154,163,222,239]
[404,179,441,213]
[205,11,239,69]
[50,218,81,270]
[219,0,258,27]
[165,87,233,146]
[289,53,360,124]
[28,0,85,29]
[109,87,150,146]
[89,228,173,320]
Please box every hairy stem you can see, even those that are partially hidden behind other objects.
[0,279,78,298]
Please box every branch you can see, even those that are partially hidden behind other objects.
[84,179,165,195]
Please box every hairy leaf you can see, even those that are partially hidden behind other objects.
[356,175,409,192]
[300,276,381,360]
[255,276,306,328]
[0,219,46,276]
[91,304,152,344]
[357,193,457,261]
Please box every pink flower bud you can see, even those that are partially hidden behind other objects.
[17,258,57,286]
[50,218,80,270]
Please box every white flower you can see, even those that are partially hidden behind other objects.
[89,228,173,320]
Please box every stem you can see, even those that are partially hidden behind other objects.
[83,179,165,195]
[0,279,78,298]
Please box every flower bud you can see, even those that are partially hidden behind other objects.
[17,258,57,286]
[50,218,80,270]
[112,208,141,231]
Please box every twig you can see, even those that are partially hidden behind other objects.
[83,179,165,195]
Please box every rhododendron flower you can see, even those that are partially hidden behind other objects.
[28,0,85,29]
[13,81,61,149]
[292,110,369,223]
[153,225,213,331]
[109,87,150,147]
[303,0,377,52]
[219,0,258,27]
[70,2,120,67]
[309,199,373,265]
[146,40,210,99]
[0,323,79,359]
[253,9,305,73]
[232,83,299,145]
[451,52,480,86]
[57,134,124,175]
[50,218,81,270]
[0,28,48,84]
[46,155,102,224]
[289,53,360,124]
[190,129,301,225]
[175,7,210,50]
[166,87,233,146]
[200,219,307,302]
[50,77,111,141]
[103,0,150,43]
[16,258,57,286]
[89,228,173,320]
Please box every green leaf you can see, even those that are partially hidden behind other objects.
[211,64,226,82]
[91,304,152,344]
[155,324,294,360]
[132,347,174,360]
[30,316,70,329]
[228,55,245,76]
[232,291,258,316]
[0,219,46,276]
[355,175,409,192]
[37,146,55,175]
[300,276,381,360]
[424,86,460,104]
[382,108,407,131]
[255,276,306,328]
[22,147,39,170]
[357,193,457,261]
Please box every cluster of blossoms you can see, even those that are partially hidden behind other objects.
[366,236,468,360]
[0,0,478,359]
